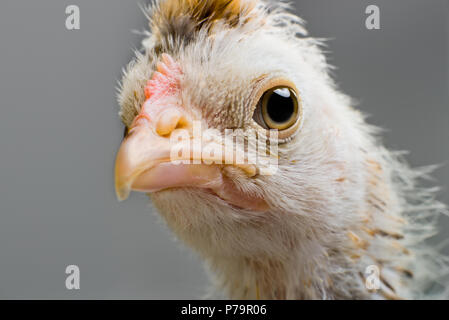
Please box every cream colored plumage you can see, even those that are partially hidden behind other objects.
[115,0,448,299]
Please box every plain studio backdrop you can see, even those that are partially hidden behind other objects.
[0,0,447,299]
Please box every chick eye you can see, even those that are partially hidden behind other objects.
[253,86,299,131]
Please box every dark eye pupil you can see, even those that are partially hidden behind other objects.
[266,88,294,123]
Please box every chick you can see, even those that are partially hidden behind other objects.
[114,0,448,299]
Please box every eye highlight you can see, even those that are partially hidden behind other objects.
[252,82,302,139]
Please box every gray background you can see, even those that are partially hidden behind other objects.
[0,0,447,299]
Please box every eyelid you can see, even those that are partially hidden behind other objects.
[253,78,298,103]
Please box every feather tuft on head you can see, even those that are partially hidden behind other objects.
[154,0,257,26]
[150,0,261,45]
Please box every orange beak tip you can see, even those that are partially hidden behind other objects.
[115,180,131,202]
[116,190,130,202]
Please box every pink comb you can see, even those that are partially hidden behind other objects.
[145,54,182,101]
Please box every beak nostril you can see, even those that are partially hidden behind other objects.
[175,117,190,130]
[156,109,184,136]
